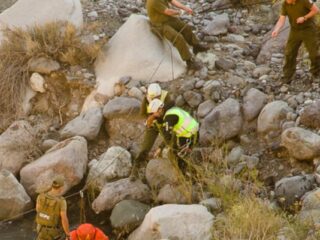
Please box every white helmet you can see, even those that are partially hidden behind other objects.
[149,99,164,113]
[147,83,161,102]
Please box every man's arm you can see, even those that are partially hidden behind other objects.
[163,8,180,16]
[271,15,286,38]
[60,211,70,238]
[297,4,319,23]
[171,0,193,14]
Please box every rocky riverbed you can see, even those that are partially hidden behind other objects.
[2,0,320,239]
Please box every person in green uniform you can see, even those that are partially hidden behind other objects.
[272,0,320,83]
[36,176,70,240]
[146,99,199,170]
[146,0,209,70]
[130,83,175,180]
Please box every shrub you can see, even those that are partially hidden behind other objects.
[0,21,102,131]
[212,197,285,240]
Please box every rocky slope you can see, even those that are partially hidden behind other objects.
[1,0,320,239]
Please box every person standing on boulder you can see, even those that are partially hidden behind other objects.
[35,176,70,240]
[130,83,175,180]
[146,0,209,70]
[271,0,320,84]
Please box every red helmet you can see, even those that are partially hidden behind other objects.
[76,223,96,240]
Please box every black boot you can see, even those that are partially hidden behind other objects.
[193,43,210,55]
[186,58,202,71]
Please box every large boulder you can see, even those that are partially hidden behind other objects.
[0,120,37,176]
[87,146,132,190]
[0,0,83,42]
[94,14,185,97]
[20,136,88,198]
[281,127,320,161]
[110,200,151,233]
[275,175,316,208]
[128,204,214,240]
[92,178,151,213]
[299,188,320,222]
[243,88,268,121]
[103,97,141,120]
[0,0,17,13]
[257,100,293,139]
[200,98,243,145]
[60,107,103,140]
[0,169,32,221]
[256,20,289,64]
[103,96,145,148]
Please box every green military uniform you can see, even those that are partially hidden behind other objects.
[134,91,174,166]
[281,0,320,79]
[146,0,200,61]
[36,193,67,240]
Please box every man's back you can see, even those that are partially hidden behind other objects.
[146,0,172,25]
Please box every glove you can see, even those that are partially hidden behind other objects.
[146,115,156,128]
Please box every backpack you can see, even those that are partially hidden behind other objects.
[36,193,63,227]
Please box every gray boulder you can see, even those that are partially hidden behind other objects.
[183,90,203,108]
[60,107,103,140]
[110,200,151,232]
[94,14,185,98]
[20,136,88,198]
[200,98,243,145]
[197,100,215,118]
[92,178,151,213]
[275,175,315,208]
[281,127,320,161]
[0,0,17,12]
[300,100,320,129]
[0,0,83,43]
[257,100,293,139]
[299,188,320,222]
[204,13,230,36]
[128,204,214,240]
[243,88,268,121]
[145,158,180,190]
[0,120,37,176]
[215,58,236,71]
[157,184,190,204]
[103,97,141,120]
[257,20,289,64]
[0,169,32,221]
[87,146,132,190]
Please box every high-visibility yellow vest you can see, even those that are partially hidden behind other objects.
[164,107,199,138]
[146,90,168,114]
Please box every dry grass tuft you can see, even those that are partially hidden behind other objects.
[212,197,285,240]
[0,21,103,131]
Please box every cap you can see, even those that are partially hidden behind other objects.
[149,99,164,113]
[52,175,65,188]
[147,83,161,101]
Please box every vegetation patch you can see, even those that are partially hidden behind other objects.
[0,21,103,131]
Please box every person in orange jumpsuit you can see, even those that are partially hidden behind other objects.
[69,223,109,240]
